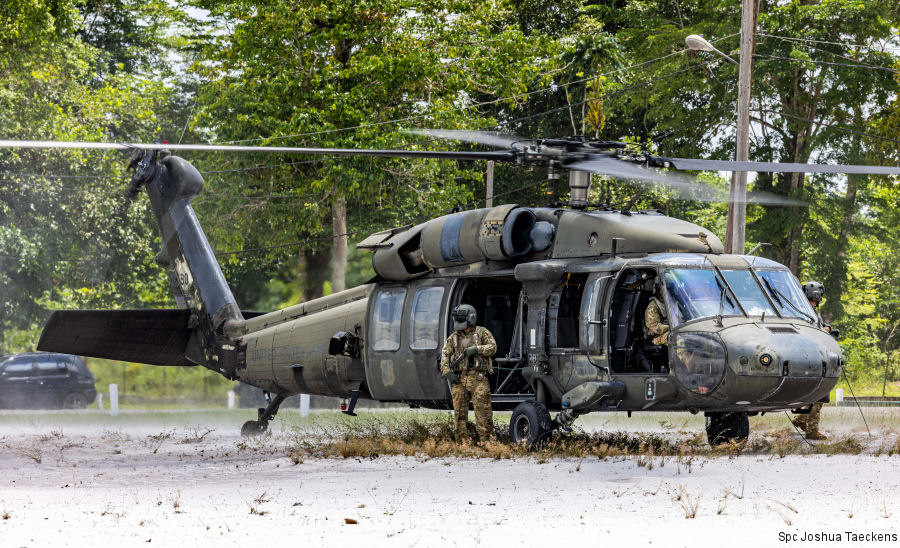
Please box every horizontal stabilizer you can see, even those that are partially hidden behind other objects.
[38,309,195,366]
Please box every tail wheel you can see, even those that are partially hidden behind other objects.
[241,420,267,438]
[705,412,749,446]
[61,392,87,409]
[509,401,553,447]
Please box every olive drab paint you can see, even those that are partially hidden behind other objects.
[37,152,843,440]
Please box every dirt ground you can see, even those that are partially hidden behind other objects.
[1,407,898,547]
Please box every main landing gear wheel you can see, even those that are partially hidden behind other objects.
[705,412,749,446]
[241,393,287,437]
[509,401,553,447]
[241,420,267,438]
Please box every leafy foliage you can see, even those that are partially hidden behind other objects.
[2,0,900,397]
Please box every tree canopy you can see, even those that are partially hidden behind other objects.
[2,0,900,396]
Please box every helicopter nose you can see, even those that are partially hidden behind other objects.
[717,322,842,405]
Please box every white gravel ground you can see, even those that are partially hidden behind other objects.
[1,408,898,547]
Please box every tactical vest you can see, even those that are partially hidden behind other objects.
[448,326,494,373]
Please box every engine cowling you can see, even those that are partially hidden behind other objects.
[366,205,553,280]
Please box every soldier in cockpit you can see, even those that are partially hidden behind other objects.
[644,283,669,346]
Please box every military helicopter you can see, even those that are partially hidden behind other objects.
[6,133,900,445]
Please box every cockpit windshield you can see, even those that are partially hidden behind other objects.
[664,268,740,325]
[720,269,776,317]
[756,269,817,321]
[660,264,814,325]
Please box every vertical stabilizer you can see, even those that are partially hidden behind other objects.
[129,150,245,376]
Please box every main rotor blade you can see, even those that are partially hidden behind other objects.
[569,155,805,206]
[0,140,515,161]
[406,129,531,150]
[667,157,900,175]
[567,155,689,185]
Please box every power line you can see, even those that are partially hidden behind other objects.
[0,171,127,180]
[754,53,899,73]
[757,33,900,53]
[503,64,705,126]
[213,38,743,146]
[760,109,900,147]
[0,138,442,187]
[0,174,548,264]
[651,106,734,144]
[758,33,899,68]
[212,179,548,257]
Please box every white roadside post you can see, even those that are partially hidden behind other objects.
[109,384,119,417]
[227,390,236,410]
[96,393,104,410]
[835,388,844,406]
[300,394,310,418]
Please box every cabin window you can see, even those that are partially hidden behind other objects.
[372,288,406,351]
[410,287,444,350]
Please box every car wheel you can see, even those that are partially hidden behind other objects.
[509,401,553,447]
[62,392,88,409]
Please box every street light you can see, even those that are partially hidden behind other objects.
[685,35,739,65]
[685,26,756,255]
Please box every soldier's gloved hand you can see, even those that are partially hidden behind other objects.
[443,371,460,385]
[464,346,478,357]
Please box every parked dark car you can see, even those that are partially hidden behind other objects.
[0,352,97,409]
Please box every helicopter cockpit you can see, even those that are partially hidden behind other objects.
[607,254,824,395]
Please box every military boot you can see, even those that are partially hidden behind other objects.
[805,430,827,441]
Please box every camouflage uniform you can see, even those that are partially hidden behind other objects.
[791,303,827,440]
[644,296,670,345]
[440,326,497,442]
[792,402,825,440]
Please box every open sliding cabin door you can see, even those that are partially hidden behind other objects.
[451,277,532,406]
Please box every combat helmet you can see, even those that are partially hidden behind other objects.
[803,281,825,304]
[452,304,477,331]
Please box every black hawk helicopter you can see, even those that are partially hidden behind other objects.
[4,132,898,445]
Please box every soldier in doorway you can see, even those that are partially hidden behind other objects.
[440,304,497,443]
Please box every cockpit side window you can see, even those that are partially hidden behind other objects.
[664,268,740,325]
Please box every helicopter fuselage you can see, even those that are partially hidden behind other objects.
[233,253,840,416]
[36,154,841,424]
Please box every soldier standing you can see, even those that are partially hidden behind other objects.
[792,281,829,440]
[440,304,497,443]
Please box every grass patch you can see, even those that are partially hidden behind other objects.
[282,414,900,461]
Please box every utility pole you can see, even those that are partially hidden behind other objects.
[485,161,494,208]
[685,0,758,254]
[727,0,759,254]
